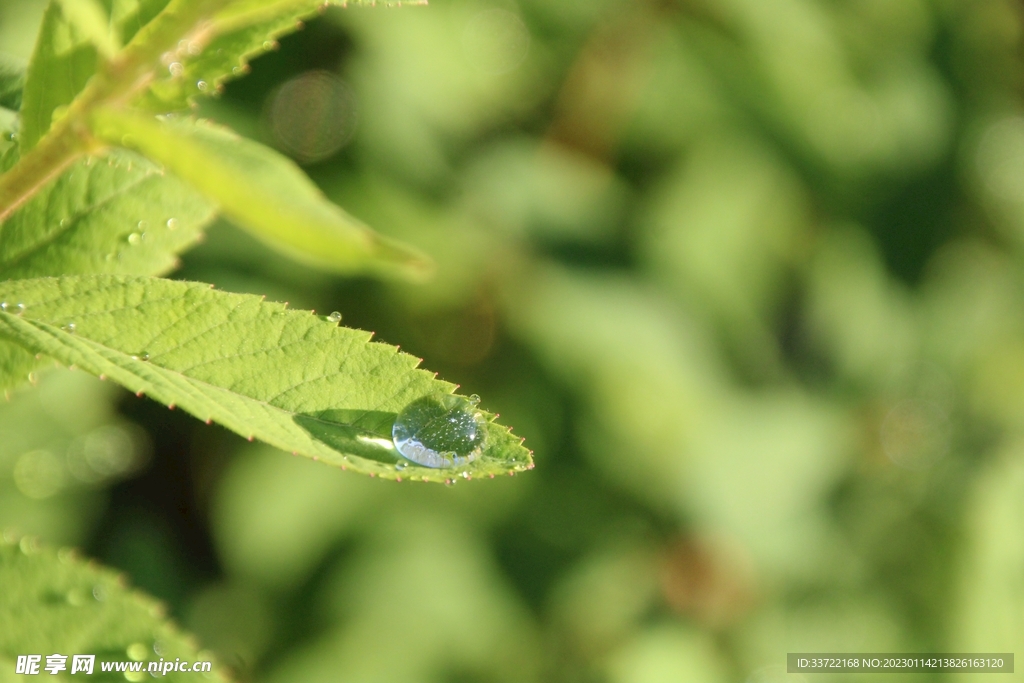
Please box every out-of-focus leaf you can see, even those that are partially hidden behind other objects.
[0,536,228,682]
[0,53,25,111]
[55,0,120,59]
[952,446,1024,661]
[91,110,432,279]
[0,276,532,482]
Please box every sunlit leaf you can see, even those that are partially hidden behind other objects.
[0,276,532,482]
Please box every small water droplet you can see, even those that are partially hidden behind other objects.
[187,41,202,56]
[141,353,150,361]
[137,220,149,230]
[232,66,242,75]
[105,253,115,262]
[27,371,37,383]
[127,232,142,245]
[19,536,37,554]
[327,311,342,324]
[197,80,208,91]
[17,303,25,313]
[468,394,480,405]
[169,62,184,77]
[393,394,485,468]
[0,302,7,311]
[63,322,76,333]
[59,218,68,227]
[166,218,178,230]
[92,584,107,601]
[66,589,87,606]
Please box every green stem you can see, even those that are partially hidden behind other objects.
[0,0,235,224]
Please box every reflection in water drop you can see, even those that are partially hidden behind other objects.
[327,311,342,324]
[462,9,530,75]
[266,70,358,165]
[392,394,486,468]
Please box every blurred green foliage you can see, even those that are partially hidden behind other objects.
[2,0,1024,681]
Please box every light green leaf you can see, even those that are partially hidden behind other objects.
[91,109,432,278]
[142,0,423,111]
[0,276,532,482]
[0,146,215,393]
[56,0,121,60]
[0,148,214,281]
[19,0,171,152]
[0,535,229,682]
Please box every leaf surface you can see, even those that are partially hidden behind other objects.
[18,0,171,151]
[92,110,431,278]
[0,276,532,481]
[0,536,229,682]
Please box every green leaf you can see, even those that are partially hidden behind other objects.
[91,109,432,278]
[142,0,423,111]
[0,148,215,281]
[0,146,215,393]
[0,535,229,682]
[56,0,122,60]
[0,275,532,482]
[19,0,171,152]
[0,54,25,112]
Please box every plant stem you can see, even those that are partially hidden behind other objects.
[0,0,233,224]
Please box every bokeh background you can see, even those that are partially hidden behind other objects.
[2,0,1024,681]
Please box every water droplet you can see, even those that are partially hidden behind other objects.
[187,41,202,56]
[197,80,208,91]
[19,536,37,554]
[27,371,36,383]
[127,232,142,245]
[66,589,87,606]
[327,311,342,324]
[137,220,149,230]
[16,303,25,313]
[392,394,485,468]
[169,62,184,77]
[126,643,148,661]
[166,218,178,230]
[105,253,115,262]
[232,66,242,75]
[141,353,150,361]
[63,322,76,333]
[1,302,7,311]
[92,584,107,602]
[468,394,480,405]
[59,218,68,227]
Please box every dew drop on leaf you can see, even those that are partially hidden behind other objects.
[392,394,486,468]
[327,311,342,324]
[166,218,179,230]
[127,232,142,245]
